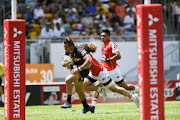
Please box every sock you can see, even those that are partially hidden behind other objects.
[67,95,71,104]
[92,98,97,107]
[81,98,89,109]
[97,87,102,93]
[130,95,135,101]
[135,86,139,92]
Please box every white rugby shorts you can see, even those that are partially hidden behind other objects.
[89,68,114,88]
[108,66,124,83]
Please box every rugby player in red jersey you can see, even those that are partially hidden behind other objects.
[80,42,139,113]
[92,29,139,108]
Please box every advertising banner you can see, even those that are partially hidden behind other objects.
[41,85,60,105]
[0,81,179,107]
[26,64,54,83]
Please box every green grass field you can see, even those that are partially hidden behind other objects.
[0,101,179,120]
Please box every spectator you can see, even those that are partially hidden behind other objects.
[62,0,71,10]
[27,26,38,39]
[52,13,63,30]
[110,11,124,28]
[17,0,27,16]
[114,0,126,18]
[85,0,97,16]
[128,0,140,6]
[70,0,82,5]
[56,2,65,19]
[100,0,110,8]
[101,21,113,33]
[75,22,84,31]
[4,1,11,19]
[26,6,33,23]
[44,1,58,14]
[25,0,37,9]
[113,22,125,35]
[40,22,54,38]
[33,2,45,23]
[94,8,107,24]
[126,2,136,17]
[53,23,65,38]
[40,18,48,29]
[96,0,109,16]
[62,18,72,35]
[76,3,85,19]
[81,11,94,30]
[64,5,79,23]
[171,1,180,30]
[123,10,136,34]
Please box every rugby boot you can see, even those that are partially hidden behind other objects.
[81,105,94,114]
[61,101,72,108]
[132,94,139,108]
[90,105,95,113]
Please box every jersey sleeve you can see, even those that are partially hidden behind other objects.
[111,42,119,53]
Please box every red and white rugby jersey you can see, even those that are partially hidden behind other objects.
[89,54,104,76]
[101,40,118,71]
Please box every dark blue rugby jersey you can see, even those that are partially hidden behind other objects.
[65,45,89,66]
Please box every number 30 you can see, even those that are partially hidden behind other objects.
[40,70,53,83]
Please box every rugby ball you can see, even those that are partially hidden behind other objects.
[63,55,74,65]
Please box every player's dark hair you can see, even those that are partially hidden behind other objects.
[64,37,74,45]
[80,43,90,53]
[101,29,110,36]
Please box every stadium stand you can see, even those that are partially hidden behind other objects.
[0,0,179,42]
[0,0,180,82]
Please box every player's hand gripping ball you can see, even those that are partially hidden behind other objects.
[62,55,74,65]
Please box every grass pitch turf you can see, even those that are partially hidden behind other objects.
[0,101,179,120]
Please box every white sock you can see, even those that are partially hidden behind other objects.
[92,98,97,107]
[97,87,102,93]
[130,95,135,101]
[135,86,139,92]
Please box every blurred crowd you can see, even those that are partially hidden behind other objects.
[163,0,180,33]
[6,0,180,42]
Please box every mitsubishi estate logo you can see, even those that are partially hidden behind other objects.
[137,14,141,26]
[148,14,159,26]
[13,27,22,38]
[4,28,7,38]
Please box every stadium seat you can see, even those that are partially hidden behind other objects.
[45,13,53,22]
[108,2,116,7]
[17,13,22,19]
[31,24,41,36]
[71,23,77,30]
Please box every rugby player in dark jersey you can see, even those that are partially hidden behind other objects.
[61,37,94,114]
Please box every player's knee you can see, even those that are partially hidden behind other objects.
[65,78,72,84]
[75,89,83,95]
[82,85,86,91]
